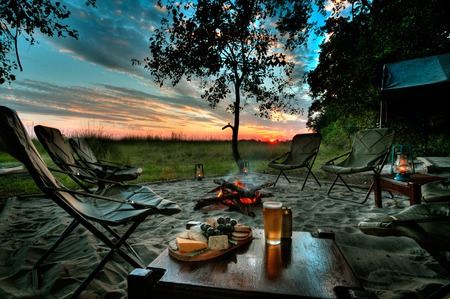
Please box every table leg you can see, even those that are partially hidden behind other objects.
[409,183,422,206]
[374,175,382,208]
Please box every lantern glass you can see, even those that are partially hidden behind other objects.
[391,145,414,181]
[243,161,249,176]
[195,164,204,181]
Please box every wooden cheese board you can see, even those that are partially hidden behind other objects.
[168,230,253,262]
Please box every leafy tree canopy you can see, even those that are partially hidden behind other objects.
[134,0,312,170]
[305,0,450,145]
[0,0,96,84]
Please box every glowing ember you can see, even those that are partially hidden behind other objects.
[216,180,261,205]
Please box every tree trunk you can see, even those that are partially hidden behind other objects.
[232,84,244,173]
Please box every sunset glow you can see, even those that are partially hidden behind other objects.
[0,0,325,141]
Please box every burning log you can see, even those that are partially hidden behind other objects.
[195,179,275,216]
[194,192,274,210]
[213,179,259,199]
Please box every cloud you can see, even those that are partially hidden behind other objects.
[2,0,313,140]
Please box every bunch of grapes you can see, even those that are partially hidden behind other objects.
[200,216,238,238]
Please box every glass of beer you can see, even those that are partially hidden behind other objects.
[263,201,283,245]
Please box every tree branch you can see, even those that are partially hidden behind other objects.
[222,123,233,130]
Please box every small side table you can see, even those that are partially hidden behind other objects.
[373,174,443,208]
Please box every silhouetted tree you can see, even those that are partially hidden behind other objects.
[0,0,97,84]
[134,0,311,172]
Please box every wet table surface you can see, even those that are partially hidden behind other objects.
[128,229,364,299]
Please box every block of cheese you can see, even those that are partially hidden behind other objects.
[175,237,207,253]
[208,235,229,250]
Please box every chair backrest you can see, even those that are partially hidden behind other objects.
[284,133,322,165]
[69,138,103,171]
[0,107,181,224]
[34,125,93,178]
[0,106,91,214]
[340,128,395,168]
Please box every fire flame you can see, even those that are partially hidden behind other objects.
[217,180,261,205]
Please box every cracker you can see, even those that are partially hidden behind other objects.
[206,217,218,228]
[231,235,250,241]
[187,231,207,243]
[178,230,190,239]
[234,225,251,232]
[232,232,249,238]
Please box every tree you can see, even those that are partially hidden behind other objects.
[305,0,450,137]
[134,0,310,172]
[0,0,97,85]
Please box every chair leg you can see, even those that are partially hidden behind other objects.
[32,219,80,289]
[301,165,321,191]
[420,243,450,299]
[102,224,146,267]
[327,174,372,204]
[71,221,143,299]
[273,171,290,187]
[281,171,291,183]
[273,171,282,186]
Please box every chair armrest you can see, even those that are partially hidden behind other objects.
[365,150,391,169]
[81,159,132,170]
[324,151,351,165]
[97,159,132,168]
[43,186,152,210]
[270,152,289,163]
[382,216,450,227]
[48,168,123,186]
[55,160,97,174]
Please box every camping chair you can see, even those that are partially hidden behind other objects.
[0,106,181,298]
[35,125,140,190]
[34,125,100,190]
[421,179,450,203]
[69,137,143,182]
[359,200,450,298]
[321,128,395,204]
[268,133,322,189]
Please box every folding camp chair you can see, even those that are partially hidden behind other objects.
[0,106,181,299]
[268,133,322,189]
[34,125,100,190]
[35,125,141,190]
[69,137,142,182]
[321,128,395,204]
[359,200,450,298]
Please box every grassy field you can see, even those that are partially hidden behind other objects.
[0,136,348,211]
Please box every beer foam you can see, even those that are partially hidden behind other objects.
[263,201,282,209]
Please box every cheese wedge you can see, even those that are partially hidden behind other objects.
[175,237,207,253]
[208,235,229,250]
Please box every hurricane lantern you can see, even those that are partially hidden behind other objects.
[243,161,250,176]
[391,145,414,181]
[195,164,204,181]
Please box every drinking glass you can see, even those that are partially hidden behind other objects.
[263,201,283,245]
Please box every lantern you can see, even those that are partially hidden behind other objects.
[391,145,414,181]
[195,164,204,181]
[243,161,250,176]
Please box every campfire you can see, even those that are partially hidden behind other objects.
[194,179,274,217]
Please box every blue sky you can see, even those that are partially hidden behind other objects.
[1,0,333,141]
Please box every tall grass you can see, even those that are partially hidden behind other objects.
[0,126,354,212]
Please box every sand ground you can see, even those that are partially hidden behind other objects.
[0,171,449,299]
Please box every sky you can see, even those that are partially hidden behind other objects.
[0,0,334,141]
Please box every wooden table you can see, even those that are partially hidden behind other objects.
[128,230,371,299]
[373,174,443,208]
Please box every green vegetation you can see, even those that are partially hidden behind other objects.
[0,134,349,212]
[306,0,450,156]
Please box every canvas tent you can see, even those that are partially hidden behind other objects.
[380,53,450,125]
